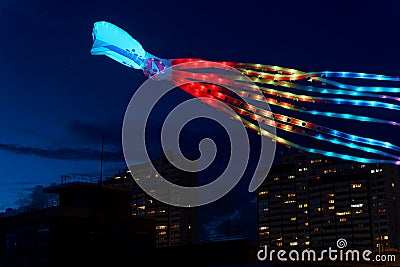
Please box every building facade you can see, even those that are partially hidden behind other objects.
[107,153,199,247]
[258,152,400,251]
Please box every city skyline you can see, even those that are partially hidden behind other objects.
[2,150,400,266]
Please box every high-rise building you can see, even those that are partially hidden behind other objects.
[107,153,198,247]
[258,152,400,251]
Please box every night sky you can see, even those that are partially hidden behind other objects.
[1,0,400,241]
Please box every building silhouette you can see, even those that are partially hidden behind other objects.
[106,153,199,247]
[258,152,400,252]
[0,174,156,267]
[0,172,258,267]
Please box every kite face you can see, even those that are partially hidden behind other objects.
[91,21,400,166]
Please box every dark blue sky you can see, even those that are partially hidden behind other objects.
[1,0,400,240]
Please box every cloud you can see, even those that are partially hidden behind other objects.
[0,181,36,187]
[199,192,258,243]
[0,142,123,162]
[200,208,247,242]
[66,120,122,147]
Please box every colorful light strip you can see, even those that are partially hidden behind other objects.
[173,78,400,165]
[170,65,400,164]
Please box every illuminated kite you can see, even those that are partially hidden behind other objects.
[91,21,400,165]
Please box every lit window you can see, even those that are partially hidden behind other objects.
[304,222,309,226]
[329,200,335,204]
[340,218,347,222]
[324,168,336,174]
[290,217,297,221]
[305,241,310,245]
[284,200,296,204]
[156,225,167,230]
[276,242,283,247]
[351,203,363,208]
[336,211,351,216]
[351,183,362,188]
[290,241,298,246]
[259,190,268,195]
[288,193,296,197]
[288,175,295,179]
[274,177,280,181]
[392,182,395,188]
[328,206,335,210]
[259,232,270,236]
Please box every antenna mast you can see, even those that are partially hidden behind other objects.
[100,133,104,185]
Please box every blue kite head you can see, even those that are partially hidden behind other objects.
[91,21,147,70]
[91,21,171,78]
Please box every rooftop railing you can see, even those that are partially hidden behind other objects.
[60,173,100,184]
